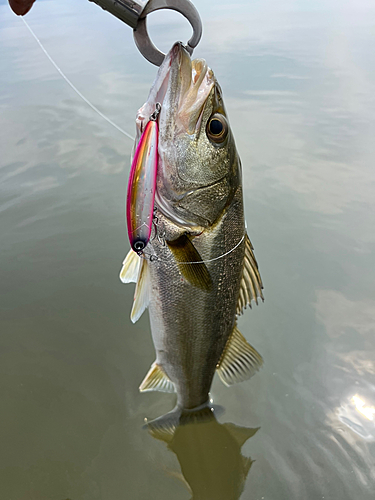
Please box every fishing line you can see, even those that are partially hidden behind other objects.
[21,17,134,141]
[179,234,246,264]
[141,234,246,264]
[22,17,243,267]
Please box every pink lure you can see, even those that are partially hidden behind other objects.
[126,119,158,253]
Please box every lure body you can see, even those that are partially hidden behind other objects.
[126,119,158,252]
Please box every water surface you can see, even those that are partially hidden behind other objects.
[1,0,375,498]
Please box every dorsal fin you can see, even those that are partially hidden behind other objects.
[130,258,150,323]
[237,234,264,315]
[119,248,141,283]
[139,362,175,393]
[216,324,263,386]
[167,234,212,292]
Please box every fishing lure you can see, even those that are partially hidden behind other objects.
[126,103,161,253]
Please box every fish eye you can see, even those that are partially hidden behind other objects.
[206,114,228,144]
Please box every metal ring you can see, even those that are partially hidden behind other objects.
[133,0,202,66]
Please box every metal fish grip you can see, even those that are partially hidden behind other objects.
[88,0,202,66]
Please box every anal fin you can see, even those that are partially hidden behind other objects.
[216,325,263,386]
[139,363,175,393]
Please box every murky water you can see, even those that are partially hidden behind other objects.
[1,0,375,498]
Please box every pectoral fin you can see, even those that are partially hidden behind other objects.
[167,234,212,291]
[237,234,264,315]
[139,362,175,393]
[216,324,263,386]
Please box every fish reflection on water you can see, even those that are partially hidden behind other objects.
[148,408,259,500]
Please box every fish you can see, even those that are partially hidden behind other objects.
[120,42,264,413]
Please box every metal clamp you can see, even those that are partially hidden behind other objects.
[89,0,202,66]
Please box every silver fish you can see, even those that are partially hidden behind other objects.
[120,42,264,411]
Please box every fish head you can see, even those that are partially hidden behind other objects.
[135,43,241,228]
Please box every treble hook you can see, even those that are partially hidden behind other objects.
[88,0,202,66]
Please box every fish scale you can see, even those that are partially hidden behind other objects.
[148,193,244,408]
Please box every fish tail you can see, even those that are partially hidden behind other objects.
[144,402,223,441]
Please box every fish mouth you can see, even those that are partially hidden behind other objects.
[134,43,216,228]
[136,43,214,137]
[163,43,215,135]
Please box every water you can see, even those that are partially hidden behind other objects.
[1,0,375,498]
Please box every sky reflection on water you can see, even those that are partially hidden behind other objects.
[1,0,375,499]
